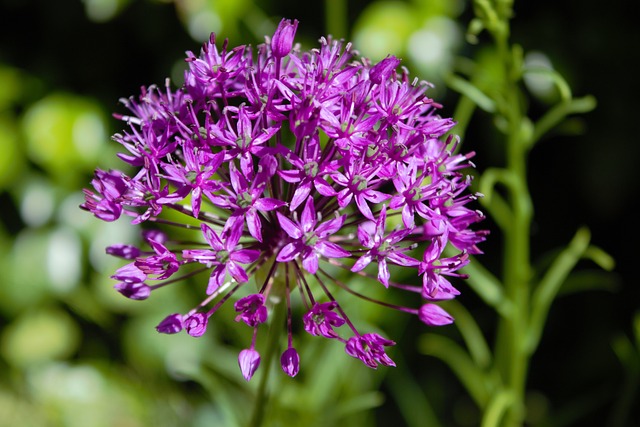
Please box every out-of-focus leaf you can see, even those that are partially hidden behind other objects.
[353,1,418,60]
[0,117,25,190]
[21,93,108,186]
[419,333,493,407]
[1,307,80,368]
[82,0,131,23]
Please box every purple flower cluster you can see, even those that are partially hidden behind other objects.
[82,19,486,381]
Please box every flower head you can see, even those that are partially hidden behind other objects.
[82,18,486,380]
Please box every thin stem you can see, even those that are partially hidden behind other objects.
[247,295,287,427]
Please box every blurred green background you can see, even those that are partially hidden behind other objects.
[0,0,638,426]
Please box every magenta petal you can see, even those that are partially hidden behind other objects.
[254,198,286,211]
[232,248,260,264]
[246,209,262,242]
[315,241,350,259]
[201,223,224,250]
[277,212,303,239]
[377,258,390,288]
[238,348,261,381]
[276,242,299,262]
[355,195,374,220]
[207,266,226,294]
[315,215,345,237]
[314,177,336,196]
[351,254,373,272]
[281,347,300,377]
[387,252,420,267]
[227,261,249,283]
[369,55,401,84]
[302,252,319,274]
[356,222,376,247]
[401,204,415,228]
[289,181,312,211]
[300,197,316,232]
[111,263,146,283]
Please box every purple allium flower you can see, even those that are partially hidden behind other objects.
[81,18,487,380]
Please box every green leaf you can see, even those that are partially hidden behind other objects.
[446,74,496,113]
[385,353,443,427]
[419,333,493,407]
[531,96,597,145]
[526,227,592,354]
[442,299,492,369]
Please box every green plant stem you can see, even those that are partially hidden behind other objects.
[248,300,286,427]
[491,32,533,427]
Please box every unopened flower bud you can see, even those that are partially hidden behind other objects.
[418,303,454,326]
[238,348,261,381]
[271,18,298,59]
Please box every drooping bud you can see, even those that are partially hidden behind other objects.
[114,281,151,300]
[280,347,300,377]
[184,312,208,337]
[106,244,141,259]
[271,18,298,59]
[418,303,454,326]
[238,348,261,381]
[156,313,184,334]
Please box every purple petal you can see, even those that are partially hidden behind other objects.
[357,195,376,221]
[227,261,249,283]
[254,198,286,212]
[369,55,401,84]
[377,258,390,288]
[302,252,319,274]
[387,252,420,267]
[300,197,316,233]
[234,294,268,326]
[315,214,346,237]
[207,265,226,294]
[246,209,262,242]
[351,254,373,272]
[111,263,146,283]
[314,177,336,196]
[232,248,260,264]
[276,212,303,239]
[276,242,299,262]
[315,241,350,259]
[289,181,312,211]
[356,222,376,248]
[201,223,224,251]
